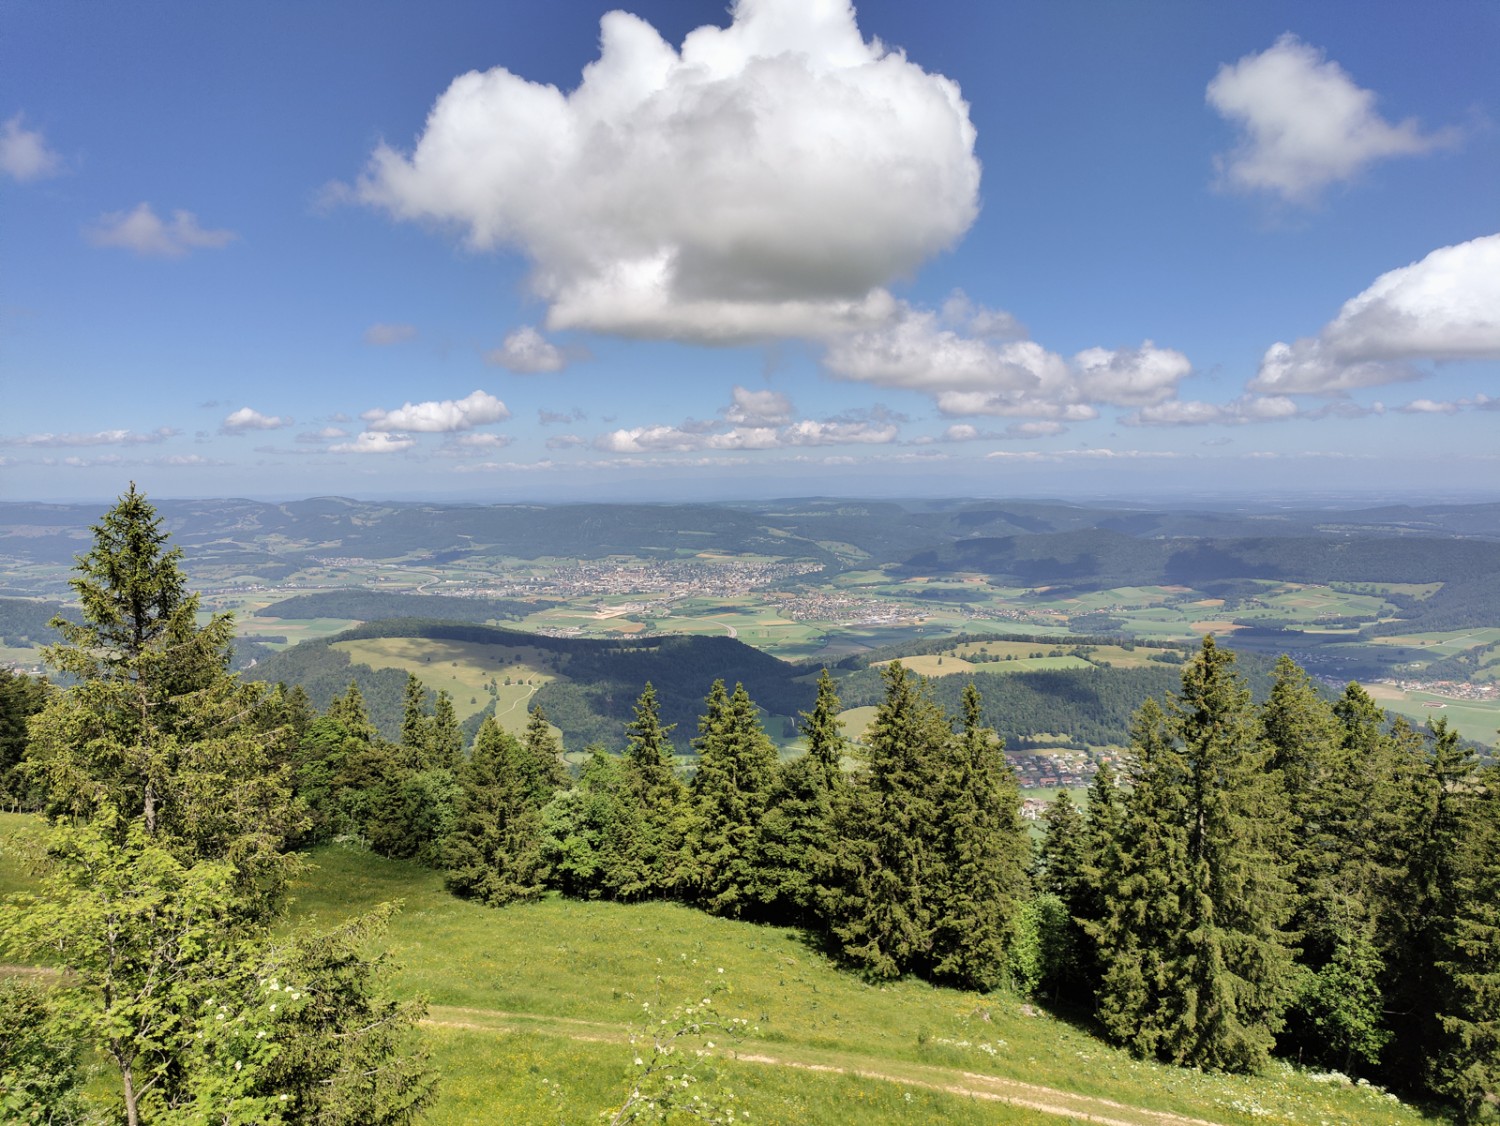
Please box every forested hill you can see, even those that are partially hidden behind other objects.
[242,618,1308,754]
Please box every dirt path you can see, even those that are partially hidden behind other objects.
[422,1004,1230,1126]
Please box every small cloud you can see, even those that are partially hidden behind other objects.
[364,322,417,346]
[448,432,513,450]
[539,408,586,425]
[2,427,176,448]
[85,203,237,258]
[487,325,568,373]
[296,426,349,443]
[362,389,509,432]
[545,433,586,450]
[1126,394,1299,427]
[0,113,63,182]
[221,407,290,434]
[1207,34,1458,205]
[722,385,794,427]
[150,454,225,467]
[330,431,416,454]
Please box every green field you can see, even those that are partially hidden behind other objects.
[333,637,560,728]
[0,818,1454,1126]
[1363,682,1500,746]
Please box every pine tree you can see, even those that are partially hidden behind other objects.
[1093,637,1298,1072]
[687,681,780,917]
[0,486,431,1124]
[26,483,302,907]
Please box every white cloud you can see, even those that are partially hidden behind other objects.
[85,203,237,258]
[592,412,897,454]
[364,322,417,346]
[221,407,290,434]
[362,389,510,432]
[825,304,1192,418]
[449,432,513,449]
[1207,34,1456,204]
[722,385,793,426]
[1398,393,1497,415]
[454,459,557,474]
[3,427,176,448]
[487,325,568,373]
[152,454,224,467]
[0,113,63,182]
[330,431,416,454]
[1252,233,1500,394]
[1126,395,1300,426]
[546,433,586,450]
[780,420,897,446]
[296,426,349,443]
[348,0,978,344]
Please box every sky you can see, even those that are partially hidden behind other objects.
[2,0,1497,505]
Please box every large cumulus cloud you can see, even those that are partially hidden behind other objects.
[349,0,979,344]
[1251,232,1500,394]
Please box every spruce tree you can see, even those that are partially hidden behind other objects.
[399,672,433,770]
[831,661,949,980]
[1268,667,1393,1073]
[757,668,847,926]
[520,704,570,806]
[430,690,464,770]
[603,683,686,900]
[688,681,780,917]
[1436,764,1500,1123]
[1093,637,1298,1072]
[444,717,545,906]
[929,682,1030,991]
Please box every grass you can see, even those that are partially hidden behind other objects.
[283,846,1438,1126]
[333,636,560,725]
[0,820,1448,1126]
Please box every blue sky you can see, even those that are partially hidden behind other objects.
[3,0,1497,504]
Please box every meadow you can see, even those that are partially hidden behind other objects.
[276,845,1437,1126]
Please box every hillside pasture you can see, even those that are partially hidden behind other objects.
[332,636,561,725]
[287,846,1430,1126]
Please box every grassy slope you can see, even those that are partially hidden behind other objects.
[287,845,1440,1126]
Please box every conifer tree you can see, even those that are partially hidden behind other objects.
[756,668,847,925]
[688,681,780,917]
[399,672,433,770]
[444,717,545,905]
[1,485,432,1124]
[520,704,570,805]
[603,683,686,900]
[831,661,949,980]
[430,690,463,770]
[1093,637,1297,1072]
[1435,764,1500,1123]
[1267,668,1394,1073]
[929,682,1030,991]
[1384,717,1480,1088]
